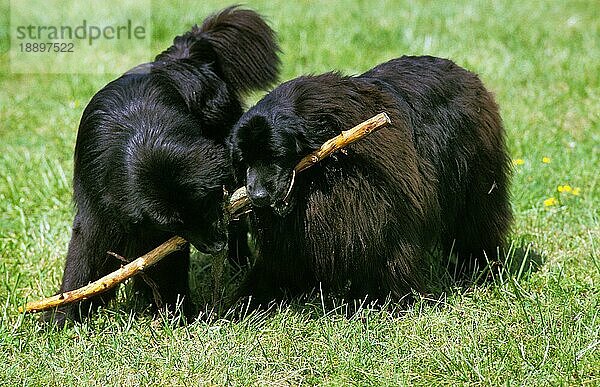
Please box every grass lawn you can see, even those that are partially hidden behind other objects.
[1,0,598,385]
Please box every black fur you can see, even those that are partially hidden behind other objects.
[45,7,280,326]
[229,56,512,304]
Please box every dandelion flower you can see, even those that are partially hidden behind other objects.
[543,197,558,207]
[542,157,551,163]
[513,159,525,166]
[572,187,580,196]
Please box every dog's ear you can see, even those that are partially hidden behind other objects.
[197,6,280,95]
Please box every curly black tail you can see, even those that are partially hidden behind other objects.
[156,6,280,95]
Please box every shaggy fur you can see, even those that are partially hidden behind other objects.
[45,7,280,326]
[229,55,512,304]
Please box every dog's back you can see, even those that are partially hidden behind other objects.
[362,55,512,266]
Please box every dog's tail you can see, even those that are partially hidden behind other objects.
[156,6,280,95]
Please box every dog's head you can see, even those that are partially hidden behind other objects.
[229,112,299,216]
[76,86,232,254]
[229,81,339,216]
[229,74,378,217]
[129,129,232,253]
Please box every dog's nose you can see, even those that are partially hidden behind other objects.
[246,167,271,207]
[247,185,270,207]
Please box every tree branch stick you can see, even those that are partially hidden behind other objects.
[21,236,187,313]
[294,112,391,172]
[22,113,391,314]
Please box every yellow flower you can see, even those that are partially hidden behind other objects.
[543,197,558,207]
[572,187,580,196]
[513,159,525,166]
[558,184,572,193]
[542,157,551,163]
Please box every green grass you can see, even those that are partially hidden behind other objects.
[1,0,599,385]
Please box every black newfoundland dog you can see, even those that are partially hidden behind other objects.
[229,55,512,304]
[45,7,280,326]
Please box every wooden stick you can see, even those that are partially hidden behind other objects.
[20,236,187,313]
[294,112,391,172]
[22,113,391,314]
[226,184,252,219]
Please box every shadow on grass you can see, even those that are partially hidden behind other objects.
[196,239,548,323]
[29,239,546,329]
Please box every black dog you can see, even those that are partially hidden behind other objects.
[44,7,280,326]
[229,56,512,304]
